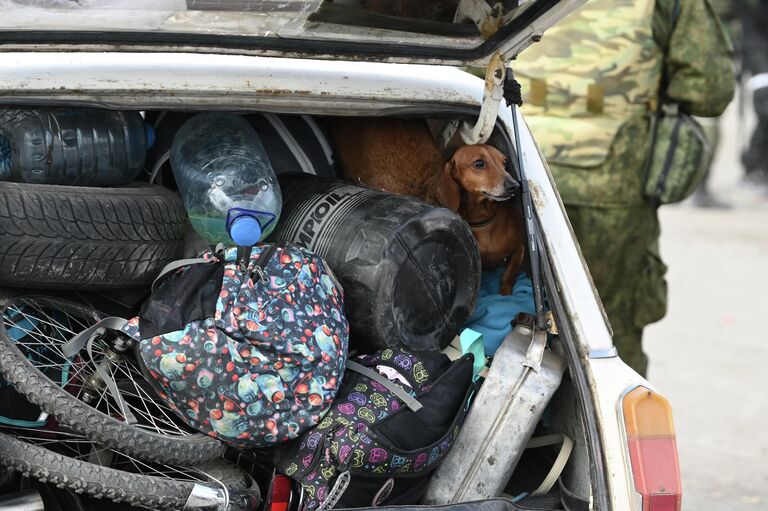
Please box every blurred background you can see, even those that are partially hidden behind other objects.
[645,91,768,511]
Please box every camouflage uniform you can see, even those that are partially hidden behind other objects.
[515,0,734,375]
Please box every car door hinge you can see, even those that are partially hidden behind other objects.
[454,0,505,39]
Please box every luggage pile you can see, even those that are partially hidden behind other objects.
[0,107,565,511]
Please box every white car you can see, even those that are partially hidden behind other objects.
[0,2,681,511]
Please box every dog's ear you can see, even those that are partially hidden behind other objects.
[436,160,460,212]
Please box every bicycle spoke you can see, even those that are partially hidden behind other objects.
[17,304,80,337]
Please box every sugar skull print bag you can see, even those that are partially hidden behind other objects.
[273,348,475,511]
[119,242,350,449]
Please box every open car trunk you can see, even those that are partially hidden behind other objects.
[0,99,599,510]
[0,0,612,489]
[135,107,596,511]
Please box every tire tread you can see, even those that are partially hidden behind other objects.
[0,432,250,510]
[0,182,185,289]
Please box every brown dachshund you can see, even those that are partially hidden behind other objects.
[436,145,525,295]
[327,118,525,295]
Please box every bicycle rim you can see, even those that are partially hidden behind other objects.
[1,297,197,438]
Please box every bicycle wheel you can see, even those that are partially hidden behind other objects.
[0,427,259,511]
[0,295,226,464]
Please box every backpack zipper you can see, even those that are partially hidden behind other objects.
[248,243,281,284]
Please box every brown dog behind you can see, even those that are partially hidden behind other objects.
[327,117,525,295]
[325,117,445,200]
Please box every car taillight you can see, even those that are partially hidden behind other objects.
[266,474,294,511]
[622,386,682,511]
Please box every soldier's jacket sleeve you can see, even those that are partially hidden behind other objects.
[655,0,735,117]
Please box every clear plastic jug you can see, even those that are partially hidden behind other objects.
[170,113,282,246]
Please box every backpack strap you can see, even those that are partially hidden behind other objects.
[659,0,682,102]
[346,360,423,412]
[317,470,351,511]
[643,0,683,205]
[151,243,226,291]
[151,258,210,291]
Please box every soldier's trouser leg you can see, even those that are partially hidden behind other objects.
[565,204,667,376]
[693,116,720,197]
[742,114,768,173]
[742,5,768,173]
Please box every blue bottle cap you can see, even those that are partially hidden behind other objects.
[144,123,156,150]
[229,215,262,246]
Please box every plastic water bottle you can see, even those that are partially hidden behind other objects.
[170,113,282,247]
[0,108,153,186]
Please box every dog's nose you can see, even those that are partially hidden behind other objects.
[504,178,520,195]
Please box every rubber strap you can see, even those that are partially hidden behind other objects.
[302,115,336,167]
[148,149,170,184]
[510,104,548,330]
[345,360,423,412]
[264,113,315,175]
[526,433,574,496]
[521,328,547,373]
[61,317,136,424]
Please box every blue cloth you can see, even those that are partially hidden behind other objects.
[464,269,536,356]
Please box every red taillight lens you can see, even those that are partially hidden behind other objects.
[267,474,294,511]
[622,386,682,511]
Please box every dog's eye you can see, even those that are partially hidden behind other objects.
[473,159,485,169]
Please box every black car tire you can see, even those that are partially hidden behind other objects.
[0,432,252,511]
[0,181,185,289]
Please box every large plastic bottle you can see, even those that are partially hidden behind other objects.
[170,113,282,246]
[0,108,152,186]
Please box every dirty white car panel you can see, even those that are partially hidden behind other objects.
[0,0,584,66]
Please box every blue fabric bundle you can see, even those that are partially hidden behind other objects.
[463,269,536,356]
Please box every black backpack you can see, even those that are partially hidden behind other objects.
[273,348,475,511]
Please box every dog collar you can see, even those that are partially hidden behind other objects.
[468,213,497,229]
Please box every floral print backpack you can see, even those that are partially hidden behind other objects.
[274,348,475,511]
[121,243,349,449]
